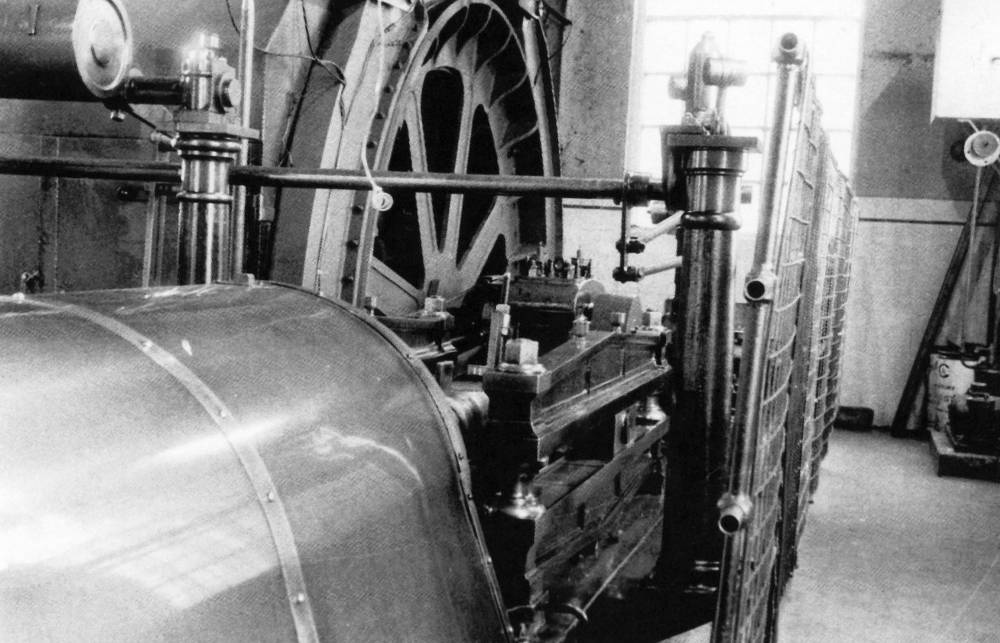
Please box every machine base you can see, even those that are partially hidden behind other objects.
[930,429,1000,481]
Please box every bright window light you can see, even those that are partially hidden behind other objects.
[634,0,863,182]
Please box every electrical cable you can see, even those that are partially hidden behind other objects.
[106,101,179,148]
[359,0,393,212]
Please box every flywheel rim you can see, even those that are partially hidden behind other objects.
[346,0,560,313]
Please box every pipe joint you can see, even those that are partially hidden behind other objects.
[743,268,777,303]
[612,265,643,283]
[774,32,805,66]
[681,211,741,231]
[620,171,652,207]
[717,493,753,535]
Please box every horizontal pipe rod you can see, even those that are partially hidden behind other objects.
[635,210,684,244]
[0,155,180,182]
[230,166,667,200]
[638,255,683,277]
[0,154,667,201]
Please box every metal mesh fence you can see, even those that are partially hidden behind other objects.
[714,48,861,643]
[808,166,858,497]
[733,68,823,643]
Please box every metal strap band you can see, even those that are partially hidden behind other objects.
[8,296,320,643]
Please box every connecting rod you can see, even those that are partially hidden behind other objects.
[0,155,666,202]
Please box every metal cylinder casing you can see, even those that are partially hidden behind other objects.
[0,283,509,642]
[0,1,95,100]
[0,0,290,100]
[683,148,748,214]
[177,137,241,284]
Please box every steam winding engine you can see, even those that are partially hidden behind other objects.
[0,2,857,642]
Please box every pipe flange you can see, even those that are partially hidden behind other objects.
[744,269,777,303]
[964,130,1000,167]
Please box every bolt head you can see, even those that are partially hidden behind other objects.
[504,338,539,366]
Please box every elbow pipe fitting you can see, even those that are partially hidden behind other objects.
[717,493,753,535]
[774,32,805,66]
[743,269,777,303]
[704,57,747,89]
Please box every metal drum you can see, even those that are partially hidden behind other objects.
[0,283,509,642]
[0,0,290,100]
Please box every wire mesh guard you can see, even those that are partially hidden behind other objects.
[715,47,861,643]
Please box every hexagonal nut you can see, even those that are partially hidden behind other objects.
[422,295,446,316]
[572,316,591,338]
[504,338,539,366]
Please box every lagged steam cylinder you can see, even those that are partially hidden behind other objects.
[0,283,510,642]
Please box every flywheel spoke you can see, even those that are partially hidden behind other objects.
[460,197,519,287]
[401,98,438,265]
[443,70,478,260]
[346,2,555,314]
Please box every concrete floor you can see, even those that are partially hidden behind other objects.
[779,429,1000,642]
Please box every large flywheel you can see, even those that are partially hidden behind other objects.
[277,0,560,314]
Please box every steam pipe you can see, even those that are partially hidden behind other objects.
[233,0,256,276]
[634,211,684,244]
[658,85,756,601]
[230,166,667,200]
[0,155,669,201]
[716,493,752,535]
[713,32,804,643]
[637,256,684,278]
[0,156,180,182]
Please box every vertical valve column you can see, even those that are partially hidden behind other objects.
[658,33,758,595]
[175,34,256,285]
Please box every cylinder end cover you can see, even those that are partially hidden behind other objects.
[73,0,133,98]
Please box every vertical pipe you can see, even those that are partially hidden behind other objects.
[177,201,203,284]
[660,143,751,595]
[712,34,803,643]
[233,0,256,276]
[176,139,241,284]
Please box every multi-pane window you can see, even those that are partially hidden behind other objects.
[633,0,864,208]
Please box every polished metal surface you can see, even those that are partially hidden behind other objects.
[72,0,288,98]
[0,1,286,101]
[0,155,665,201]
[0,0,95,100]
[658,50,757,606]
[0,283,510,642]
[73,0,132,98]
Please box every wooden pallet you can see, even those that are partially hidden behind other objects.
[930,429,1000,481]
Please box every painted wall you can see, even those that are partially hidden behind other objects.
[557,0,680,314]
[0,101,158,294]
[556,0,996,428]
[840,0,994,427]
